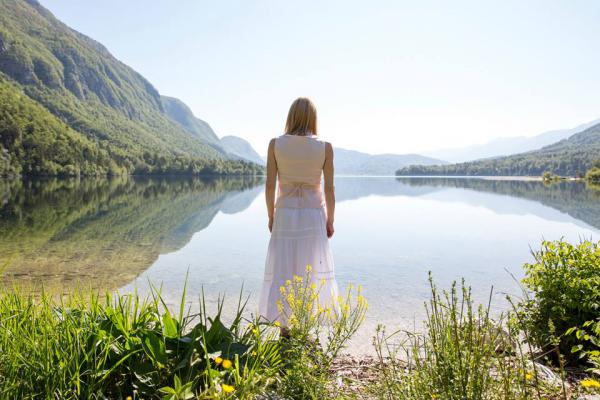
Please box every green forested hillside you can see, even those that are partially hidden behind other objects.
[0,79,118,176]
[0,0,260,176]
[397,122,600,177]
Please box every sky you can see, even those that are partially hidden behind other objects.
[40,0,600,156]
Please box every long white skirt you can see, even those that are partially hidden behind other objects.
[259,206,338,324]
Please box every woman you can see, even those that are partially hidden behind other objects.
[259,97,338,332]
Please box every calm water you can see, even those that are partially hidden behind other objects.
[2,176,599,354]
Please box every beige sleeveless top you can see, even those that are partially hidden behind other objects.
[274,134,325,209]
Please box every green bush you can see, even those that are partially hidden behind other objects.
[567,319,600,375]
[519,240,600,365]
[542,171,561,183]
[586,167,600,183]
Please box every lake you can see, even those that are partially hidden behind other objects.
[1,176,599,354]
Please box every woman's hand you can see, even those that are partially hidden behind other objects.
[326,219,334,238]
[268,216,274,232]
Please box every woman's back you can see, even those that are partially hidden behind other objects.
[274,134,325,185]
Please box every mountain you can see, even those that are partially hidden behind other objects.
[426,119,600,163]
[397,121,600,177]
[221,135,265,165]
[0,0,260,177]
[334,147,446,176]
[205,134,447,175]
[160,96,222,149]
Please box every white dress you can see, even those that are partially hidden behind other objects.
[259,134,339,324]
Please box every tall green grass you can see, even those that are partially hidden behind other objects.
[0,284,280,399]
[372,274,569,400]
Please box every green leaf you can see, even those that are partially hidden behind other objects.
[159,386,177,394]
[142,331,168,367]
[162,312,179,339]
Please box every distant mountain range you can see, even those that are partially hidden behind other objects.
[425,119,600,163]
[333,147,446,176]
[398,121,600,177]
[217,135,447,176]
[0,0,260,177]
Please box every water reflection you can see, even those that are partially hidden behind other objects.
[1,176,599,295]
[395,177,600,230]
[0,176,263,291]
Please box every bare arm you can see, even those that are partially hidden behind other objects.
[323,142,335,238]
[265,138,277,231]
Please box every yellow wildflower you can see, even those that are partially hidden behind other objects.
[305,264,312,273]
[221,383,235,393]
[126,397,133,400]
[214,356,223,365]
[274,321,281,327]
[285,279,292,286]
[294,275,303,283]
[222,359,233,369]
[519,369,533,380]
[279,286,286,295]
[581,378,600,388]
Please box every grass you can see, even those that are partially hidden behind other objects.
[369,274,599,400]
[0,282,282,399]
[1,261,599,399]
[0,272,367,399]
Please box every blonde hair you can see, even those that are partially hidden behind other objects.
[284,97,317,136]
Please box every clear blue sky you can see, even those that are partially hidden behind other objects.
[41,0,600,155]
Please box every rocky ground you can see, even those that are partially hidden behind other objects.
[328,354,600,400]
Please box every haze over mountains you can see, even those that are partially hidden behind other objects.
[0,0,450,178]
[220,135,265,166]
[219,134,446,175]
[0,0,597,179]
[160,96,222,149]
[425,119,600,163]
[398,121,600,177]
[332,148,445,176]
